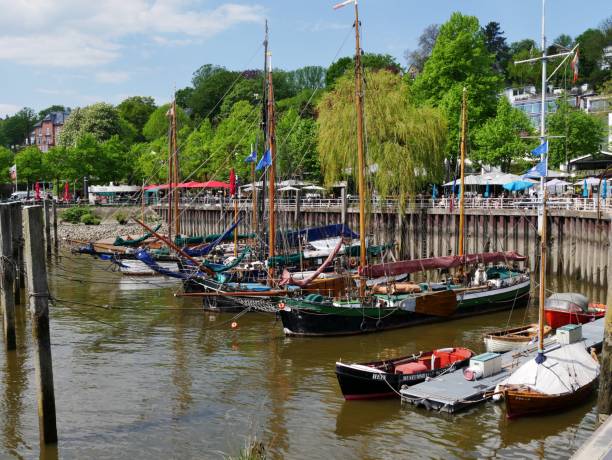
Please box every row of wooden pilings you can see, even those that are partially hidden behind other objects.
[0,202,58,446]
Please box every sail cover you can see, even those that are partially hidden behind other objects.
[279,238,344,287]
[183,218,242,257]
[360,251,527,278]
[282,224,358,246]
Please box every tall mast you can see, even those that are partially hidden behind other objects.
[250,143,257,235]
[167,103,174,243]
[458,87,467,257]
[267,50,277,285]
[260,21,269,258]
[537,0,548,361]
[353,1,367,297]
[172,97,180,237]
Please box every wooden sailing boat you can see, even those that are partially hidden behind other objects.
[484,324,552,353]
[278,2,530,336]
[497,0,600,418]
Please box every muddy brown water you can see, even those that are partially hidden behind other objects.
[0,253,607,459]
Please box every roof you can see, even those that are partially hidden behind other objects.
[41,111,70,126]
[569,151,612,164]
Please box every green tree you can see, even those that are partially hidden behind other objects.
[326,53,402,87]
[2,108,37,148]
[483,22,510,75]
[189,67,239,121]
[318,71,447,209]
[276,108,320,181]
[59,103,123,146]
[15,146,43,183]
[287,66,326,91]
[574,28,608,86]
[42,146,71,182]
[181,120,215,181]
[472,97,535,172]
[547,100,606,168]
[117,96,156,138]
[404,24,440,74]
[411,12,501,160]
[142,104,191,141]
[0,146,14,182]
[506,40,540,85]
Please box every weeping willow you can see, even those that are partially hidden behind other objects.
[317,70,447,211]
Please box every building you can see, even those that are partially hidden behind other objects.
[30,111,70,152]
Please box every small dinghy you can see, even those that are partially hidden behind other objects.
[544,293,607,329]
[335,347,473,400]
[484,323,552,353]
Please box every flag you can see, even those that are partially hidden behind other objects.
[8,164,16,181]
[255,149,272,171]
[525,158,548,178]
[531,141,548,157]
[229,168,237,197]
[333,0,355,10]
[571,50,579,83]
[244,150,257,163]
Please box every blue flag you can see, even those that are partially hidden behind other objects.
[525,158,548,178]
[531,141,548,156]
[255,149,271,171]
[245,150,257,163]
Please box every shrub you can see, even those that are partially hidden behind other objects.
[115,211,129,225]
[80,213,101,225]
[61,206,92,224]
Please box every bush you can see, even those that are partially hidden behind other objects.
[80,213,101,225]
[61,206,92,224]
[115,211,129,225]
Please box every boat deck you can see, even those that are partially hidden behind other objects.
[400,318,605,414]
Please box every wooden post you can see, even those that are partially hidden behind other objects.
[294,188,302,229]
[0,204,16,350]
[52,200,58,253]
[597,217,612,422]
[43,200,51,257]
[23,205,58,444]
[10,202,23,303]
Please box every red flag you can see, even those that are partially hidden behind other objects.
[229,169,236,197]
[34,181,41,201]
[63,181,70,201]
[571,50,579,83]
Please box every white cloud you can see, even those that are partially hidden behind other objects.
[0,1,264,68]
[0,104,20,117]
[299,21,349,33]
[95,71,130,84]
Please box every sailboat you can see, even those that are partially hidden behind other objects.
[496,0,600,418]
[279,4,530,336]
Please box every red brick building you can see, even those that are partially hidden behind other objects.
[30,111,69,152]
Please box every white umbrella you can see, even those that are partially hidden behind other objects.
[303,185,326,191]
[545,179,571,187]
[573,177,602,186]
[278,186,299,192]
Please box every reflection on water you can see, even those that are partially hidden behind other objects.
[0,253,605,459]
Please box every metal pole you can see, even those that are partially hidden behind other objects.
[458,87,467,256]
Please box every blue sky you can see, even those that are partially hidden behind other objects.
[0,0,609,117]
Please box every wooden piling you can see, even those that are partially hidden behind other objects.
[0,204,16,350]
[23,205,58,444]
[43,200,51,257]
[52,200,58,253]
[597,217,612,422]
[10,202,23,303]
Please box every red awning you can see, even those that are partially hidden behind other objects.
[143,181,229,191]
[360,251,527,278]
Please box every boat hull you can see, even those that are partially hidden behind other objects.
[484,324,552,353]
[503,379,597,419]
[544,309,606,329]
[281,280,530,337]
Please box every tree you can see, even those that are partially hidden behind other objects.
[42,146,70,182]
[0,146,14,182]
[574,28,609,87]
[59,103,123,146]
[326,53,402,87]
[189,67,239,121]
[547,100,606,168]
[117,96,156,138]
[404,24,440,74]
[506,40,540,86]
[472,97,535,172]
[142,104,191,141]
[287,66,326,91]
[317,71,447,209]
[2,108,37,148]
[181,120,215,181]
[483,22,510,75]
[411,12,501,160]
[38,105,68,120]
[15,146,43,184]
[276,108,320,181]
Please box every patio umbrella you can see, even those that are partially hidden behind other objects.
[484,182,490,198]
[432,184,438,199]
[63,181,70,201]
[34,181,41,201]
[582,179,589,198]
[503,180,535,192]
[602,180,607,199]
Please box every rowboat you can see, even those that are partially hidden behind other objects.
[484,323,552,353]
[335,347,473,400]
[544,293,607,329]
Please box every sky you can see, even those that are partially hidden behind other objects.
[0,0,609,117]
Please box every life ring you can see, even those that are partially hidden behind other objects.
[349,257,357,268]
[278,302,286,311]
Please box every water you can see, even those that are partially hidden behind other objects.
[0,253,607,459]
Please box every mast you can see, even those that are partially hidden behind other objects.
[458,87,467,257]
[537,0,548,361]
[250,143,257,235]
[167,104,175,243]
[260,21,269,259]
[172,97,180,238]
[267,50,277,285]
[353,1,367,297]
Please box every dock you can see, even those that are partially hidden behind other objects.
[400,318,605,413]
